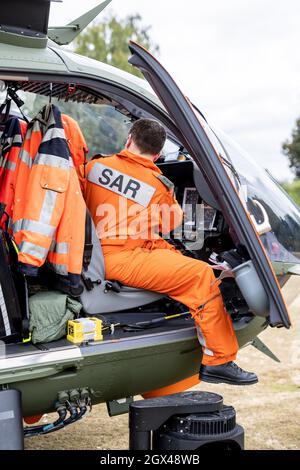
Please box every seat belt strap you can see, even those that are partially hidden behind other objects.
[82,209,93,272]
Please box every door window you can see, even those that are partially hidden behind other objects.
[1,90,132,157]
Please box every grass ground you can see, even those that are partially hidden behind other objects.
[25,277,300,450]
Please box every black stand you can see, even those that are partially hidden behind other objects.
[0,389,24,450]
[129,391,244,451]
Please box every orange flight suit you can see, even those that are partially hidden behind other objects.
[78,149,238,366]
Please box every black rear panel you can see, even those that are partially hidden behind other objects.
[0,231,23,343]
[0,0,57,37]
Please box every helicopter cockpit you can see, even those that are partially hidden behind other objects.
[0,77,297,345]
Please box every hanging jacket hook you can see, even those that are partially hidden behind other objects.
[49,83,53,104]
[0,90,11,124]
[0,85,29,124]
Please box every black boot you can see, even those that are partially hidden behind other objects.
[199,361,258,386]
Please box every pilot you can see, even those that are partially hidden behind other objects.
[78,118,258,386]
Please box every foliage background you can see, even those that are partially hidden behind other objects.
[74,14,159,79]
[281,119,300,207]
[282,180,300,207]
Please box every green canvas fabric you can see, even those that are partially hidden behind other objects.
[29,291,82,344]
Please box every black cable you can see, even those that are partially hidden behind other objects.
[24,406,67,436]
[77,403,87,419]
[121,311,191,332]
[24,402,89,437]
[62,401,78,425]
[53,406,68,427]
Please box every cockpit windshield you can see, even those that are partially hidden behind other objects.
[192,106,300,264]
[215,127,300,264]
[219,133,300,263]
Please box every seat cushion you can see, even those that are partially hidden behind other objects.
[80,217,163,314]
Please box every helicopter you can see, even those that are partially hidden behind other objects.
[0,0,299,446]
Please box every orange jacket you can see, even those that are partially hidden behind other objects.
[12,105,86,283]
[78,149,183,250]
[0,114,87,230]
[62,114,88,169]
[0,117,27,228]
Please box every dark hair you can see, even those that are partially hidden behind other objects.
[129,119,167,155]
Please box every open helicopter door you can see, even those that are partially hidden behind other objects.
[128,41,291,329]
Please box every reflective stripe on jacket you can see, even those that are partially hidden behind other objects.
[78,149,183,249]
[12,104,86,281]
[0,117,27,229]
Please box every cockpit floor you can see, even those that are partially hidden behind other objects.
[3,312,195,359]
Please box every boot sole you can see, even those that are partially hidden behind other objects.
[200,373,258,386]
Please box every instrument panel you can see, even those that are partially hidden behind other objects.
[182,187,217,241]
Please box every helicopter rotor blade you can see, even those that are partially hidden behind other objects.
[48,0,112,46]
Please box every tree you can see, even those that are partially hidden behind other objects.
[282,180,300,207]
[74,13,159,78]
[282,118,300,178]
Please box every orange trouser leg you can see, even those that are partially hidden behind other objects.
[104,245,238,366]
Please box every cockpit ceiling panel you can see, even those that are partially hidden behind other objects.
[5,80,119,107]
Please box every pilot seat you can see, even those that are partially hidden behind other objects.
[80,213,163,314]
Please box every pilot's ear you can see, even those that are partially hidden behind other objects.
[153,153,161,162]
[125,134,132,149]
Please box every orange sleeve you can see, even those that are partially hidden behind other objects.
[159,189,183,235]
[62,114,88,169]
[77,163,87,196]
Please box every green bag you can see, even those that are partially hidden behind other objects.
[29,291,82,344]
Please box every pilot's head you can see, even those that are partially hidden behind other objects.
[125,118,167,162]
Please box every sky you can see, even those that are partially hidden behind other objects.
[50,0,300,181]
